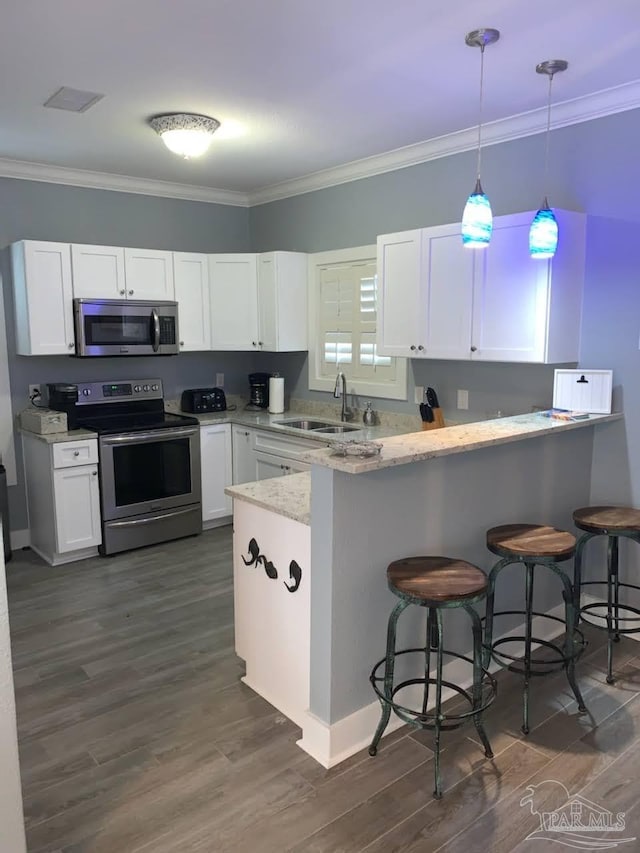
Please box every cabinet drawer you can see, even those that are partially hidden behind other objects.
[254,429,318,459]
[52,439,98,468]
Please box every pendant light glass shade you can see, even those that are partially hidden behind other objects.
[462,28,500,249]
[529,60,567,259]
[529,200,558,258]
[462,178,492,247]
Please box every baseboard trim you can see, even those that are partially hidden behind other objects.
[297,601,568,768]
[202,517,232,531]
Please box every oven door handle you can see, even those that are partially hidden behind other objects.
[151,308,160,353]
[100,426,199,445]
[107,506,197,528]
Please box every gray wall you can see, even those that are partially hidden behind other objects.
[0,178,253,529]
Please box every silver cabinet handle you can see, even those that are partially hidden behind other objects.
[128,290,134,295]
[410,345,416,351]
[68,342,74,349]
[470,346,477,352]
[180,341,184,346]
[258,341,263,347]
[120,289,125,295]
[252,341,257,347]
[92,470,97,476]
[73,450,80,457]
[418,345,424,351]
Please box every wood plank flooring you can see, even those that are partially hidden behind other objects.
[6,527,640,852]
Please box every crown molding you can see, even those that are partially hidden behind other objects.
[1,78,639,208]
[248,78,640,206]
[0,157,250,207]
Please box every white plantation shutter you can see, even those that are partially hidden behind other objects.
[318,260,397,383]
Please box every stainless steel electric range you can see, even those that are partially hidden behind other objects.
[48,378,202,556]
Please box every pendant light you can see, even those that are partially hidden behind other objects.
[529,60,568,259]
[462,28,500,249]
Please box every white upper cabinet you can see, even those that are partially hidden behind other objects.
[471,210,586,363]
[11,241,75,356]
[377,230,426,358]
[209,254,259,350]
[209,251,308,352]
[123,248,175,300]
[71,244,126,299]
[377,210,585,364]
[173,252,210,351]
[257,252,308,351]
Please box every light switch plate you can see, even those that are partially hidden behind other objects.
[414,386,424,404]
[457,389,469,410]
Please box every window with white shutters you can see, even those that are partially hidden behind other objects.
[308,246,407,400]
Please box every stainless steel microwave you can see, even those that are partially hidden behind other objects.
[73,299,179,357]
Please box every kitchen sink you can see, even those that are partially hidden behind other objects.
[312,425,359,434]
[274,419,334,430]
[274,418,359,433]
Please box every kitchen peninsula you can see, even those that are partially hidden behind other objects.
[226,410,622,768]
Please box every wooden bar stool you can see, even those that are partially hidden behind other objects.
[573,506,640,684]
[482,524,587,735]
[369,556,497,799]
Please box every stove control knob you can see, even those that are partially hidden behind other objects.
[134,385,141,392]
[82,388,91,396]
[143,385,150,392]
[151,384,159,391]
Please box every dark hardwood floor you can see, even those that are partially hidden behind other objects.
[6,527,640,852]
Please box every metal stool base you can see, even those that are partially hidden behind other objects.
[575,530,640,684]
[483,556,587,736]
[369,598,495,799]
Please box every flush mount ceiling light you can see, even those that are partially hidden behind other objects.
[461,28,500,249]
[148,113,221,159]
[529,60,568,259]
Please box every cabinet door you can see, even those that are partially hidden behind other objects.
[11,241,75,355]
[71,244,126,299]
[200,424,232,522]
[258,252,308,352]
[377,230,427,357]
[231,426,257,485]
[173,253,211,351]
[423,225,475,360]
[471,220,550,362]
[209,254,258,350]
[53,465,102,552]
[124,248,175,300]
[257,254,278,351]
[255,451,289,480]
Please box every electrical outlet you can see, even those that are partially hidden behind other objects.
[216,373,224,388]
[457,389,469,410]
[414,385,424,405]
[28,384,41,401]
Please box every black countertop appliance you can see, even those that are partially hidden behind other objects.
[247,372,270,410]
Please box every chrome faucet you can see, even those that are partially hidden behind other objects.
[333,370,349,421]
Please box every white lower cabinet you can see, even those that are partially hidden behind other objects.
[23,434,101,565]
[232,425,316,484]
[200,424,232,525]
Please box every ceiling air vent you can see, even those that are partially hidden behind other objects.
[43,87,104,113]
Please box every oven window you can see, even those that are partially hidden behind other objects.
[84,314,152,346]
[112,437,191,506]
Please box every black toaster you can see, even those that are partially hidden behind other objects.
[180,387,227,413]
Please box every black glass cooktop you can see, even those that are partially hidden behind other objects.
[78,411,199,436]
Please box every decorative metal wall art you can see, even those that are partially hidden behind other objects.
[242,538,303,594]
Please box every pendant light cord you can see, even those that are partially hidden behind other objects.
[543,72,554,204]
[476,45,486,181]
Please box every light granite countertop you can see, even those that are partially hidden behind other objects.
[225,472,311,526]
[300,411,624,474]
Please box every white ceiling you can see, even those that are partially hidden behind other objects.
[1,0,640,205]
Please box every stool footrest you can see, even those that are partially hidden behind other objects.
[482,609,586,675]
[369,647,497,731]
